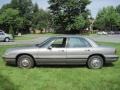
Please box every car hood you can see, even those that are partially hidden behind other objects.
[5,33,12,37]
[6,46,38,53]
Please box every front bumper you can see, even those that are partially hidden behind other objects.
[2,57,16,65]
[105,56,119,63]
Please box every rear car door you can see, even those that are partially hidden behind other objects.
[66,37,92,64]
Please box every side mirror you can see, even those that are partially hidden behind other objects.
[48,46,52,50]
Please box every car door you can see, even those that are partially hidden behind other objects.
[0,32,5,41]
[66,37,92,64]
[37,37,67,64]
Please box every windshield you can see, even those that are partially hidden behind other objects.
[36,37,53,47]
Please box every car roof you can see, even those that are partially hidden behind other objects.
[50,35,98,47]
[51,35,84,38]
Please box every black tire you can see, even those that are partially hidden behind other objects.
[4,37,10,42]
[87,55,103,69]
[17,55,34,68]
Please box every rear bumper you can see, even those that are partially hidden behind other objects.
[2,57,16,65]
[105,56,119,63]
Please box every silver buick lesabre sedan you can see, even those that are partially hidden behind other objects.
[2,36,119,69]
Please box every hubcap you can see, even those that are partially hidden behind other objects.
[91,58,102,68]
[21,58,30,67]
[5,38,9,42]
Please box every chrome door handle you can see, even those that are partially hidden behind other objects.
[85,49,90,51]
[59,50,65,52]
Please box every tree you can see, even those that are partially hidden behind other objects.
[66,16,85,30]
[0,0,51,34]
[94,6,120,31]
[33,3,39,13]
[10,0,34,33]
[32,9,51,33]
[0,4,11,14]
[0,8,19,33]
[10,0,33,16]
[49,0,91,33]
[116,5,120,14]
[116,5,120,30]
[9,25,14,38]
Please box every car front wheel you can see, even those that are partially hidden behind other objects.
[87,55,103,69]
[4,37,10,42]
[17,55,34,68]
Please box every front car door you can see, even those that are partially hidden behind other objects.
[37,37,67,64]
[0,32,5,41]
[66,37,92,64]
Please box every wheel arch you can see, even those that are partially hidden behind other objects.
[4,37,10,41]
[16,53,36,65]
[88,54,105,63]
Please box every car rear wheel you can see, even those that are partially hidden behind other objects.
[17,55,34,68]
[87,55,103,69]
[4,37,10,42]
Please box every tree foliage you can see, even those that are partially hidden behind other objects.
[33,3,39,13]
[94,6,120,31]
[0,0,51,34]
[9,25,14,38]
[116,5,120,14]
[32,9,51,32]
[49,0,91,33]
[0,8,20,32]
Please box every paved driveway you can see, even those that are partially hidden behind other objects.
[0,35,120,45]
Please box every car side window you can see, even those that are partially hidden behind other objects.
[51,38,66,48]
[68,37,91,48]
[0,32,4,35]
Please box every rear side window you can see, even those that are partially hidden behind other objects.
[68,37,91,48]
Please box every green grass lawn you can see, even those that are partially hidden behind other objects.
[14,33,60,41]
[0,42,120,90]
[15,34,41,40]
[14,33,98,41]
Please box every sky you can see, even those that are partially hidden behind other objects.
[0,0,120,18]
